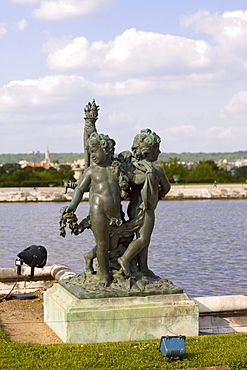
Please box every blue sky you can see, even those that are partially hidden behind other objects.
[1,0,247,154]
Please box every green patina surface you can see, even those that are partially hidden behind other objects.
[44,284,198,344]
[58,270,183,299]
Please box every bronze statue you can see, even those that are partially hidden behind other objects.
[59,100,182,297]
[118,129,171,278]
[61,132,126,287]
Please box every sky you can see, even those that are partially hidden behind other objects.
[1,1,247,154]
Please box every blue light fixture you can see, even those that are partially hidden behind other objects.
[159,335,186,361]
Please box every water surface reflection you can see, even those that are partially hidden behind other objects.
[1,200,246,297]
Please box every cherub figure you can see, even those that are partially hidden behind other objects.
[63,132,125,287]
[118,129,171,278]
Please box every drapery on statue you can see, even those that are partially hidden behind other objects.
[117,129,171,278]
[59,100,181,297]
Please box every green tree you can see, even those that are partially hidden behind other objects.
[0,166,6,175]
[202,160,219,172]
[0,164,75,187]
[188,160,235,183]
[188,162,217,183]
[161,157,189,183]
[9,167,32,184]
[57,165,75,181]
[216,168,235,183]
[0,166,8,185]
[3,163,21,174]
[234,166,247,180]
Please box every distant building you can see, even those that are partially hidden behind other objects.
[44,146,51,164]
[216,157,247,174]
[21,162,52,168]
[185,162,197,170]
[19,147,54,169]
[235,158,247,167]
[71,158,86,180]
[71,158,85,170]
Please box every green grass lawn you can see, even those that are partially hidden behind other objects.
[0,325,247,370]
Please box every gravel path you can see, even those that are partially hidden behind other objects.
[0,292,62,344]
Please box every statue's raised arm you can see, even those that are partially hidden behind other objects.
[83,99,99,168]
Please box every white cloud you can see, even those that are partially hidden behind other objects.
[1,74,246,153]
[108,111,137,125]
[166,125,197,134]
[0,75,88,112]
[152,73,218,91]
[0,75,156,116]
[0,25,7,39]
[33,0,112,20]
[42,36,72,54]
[11,0,39,3]
[204,125,247,139]
[219,91,247,116]
[181,9,247,41]
[0,73,224,125]
[46,28,212,79]
[95,79,154,96]
[181,9,247,71]
[46,36,92,70]
[164,123,247,142]
[42,11,247,89]
[17,19,28,30]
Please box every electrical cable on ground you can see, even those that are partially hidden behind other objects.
[0,276,19,303]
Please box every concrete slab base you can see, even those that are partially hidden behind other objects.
[199,311,247,334]
[44,283,199,343]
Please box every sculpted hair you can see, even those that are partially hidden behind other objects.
[86,132,116,155]
[131,128,161,160]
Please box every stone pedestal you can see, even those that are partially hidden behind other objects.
[44,283,198,343]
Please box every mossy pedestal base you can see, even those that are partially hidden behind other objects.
[44,283,198,343]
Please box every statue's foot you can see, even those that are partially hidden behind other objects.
[117,257,132,278]
[99,275,111,287]
[84,253,94,274]
[141,268,160,279]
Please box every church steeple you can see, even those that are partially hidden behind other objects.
[44,146,50,163]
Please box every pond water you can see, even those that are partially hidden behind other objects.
[1,199,246,297]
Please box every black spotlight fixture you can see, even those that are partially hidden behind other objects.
[16,245,47,278]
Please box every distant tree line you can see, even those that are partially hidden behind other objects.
[0,153,84,165]
[1,156,247,187]
[161,158,247,184]
[0,150,247,165]
[0,164,75,187]
[158,150,247,163]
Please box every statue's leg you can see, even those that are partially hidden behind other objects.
[137,245,148,271]
[138,246,160,278]
[91,212,111,287]
[117,255,133,278]
[84,245,97,274]
[118,210,154,277]
[109,233,119,251]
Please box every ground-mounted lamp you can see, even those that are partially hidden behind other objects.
[15,245,47,278]
[159,335,186,362]
[0,245,47,302]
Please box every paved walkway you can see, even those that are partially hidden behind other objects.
[172,183,247,189]
[0,184,246,192]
